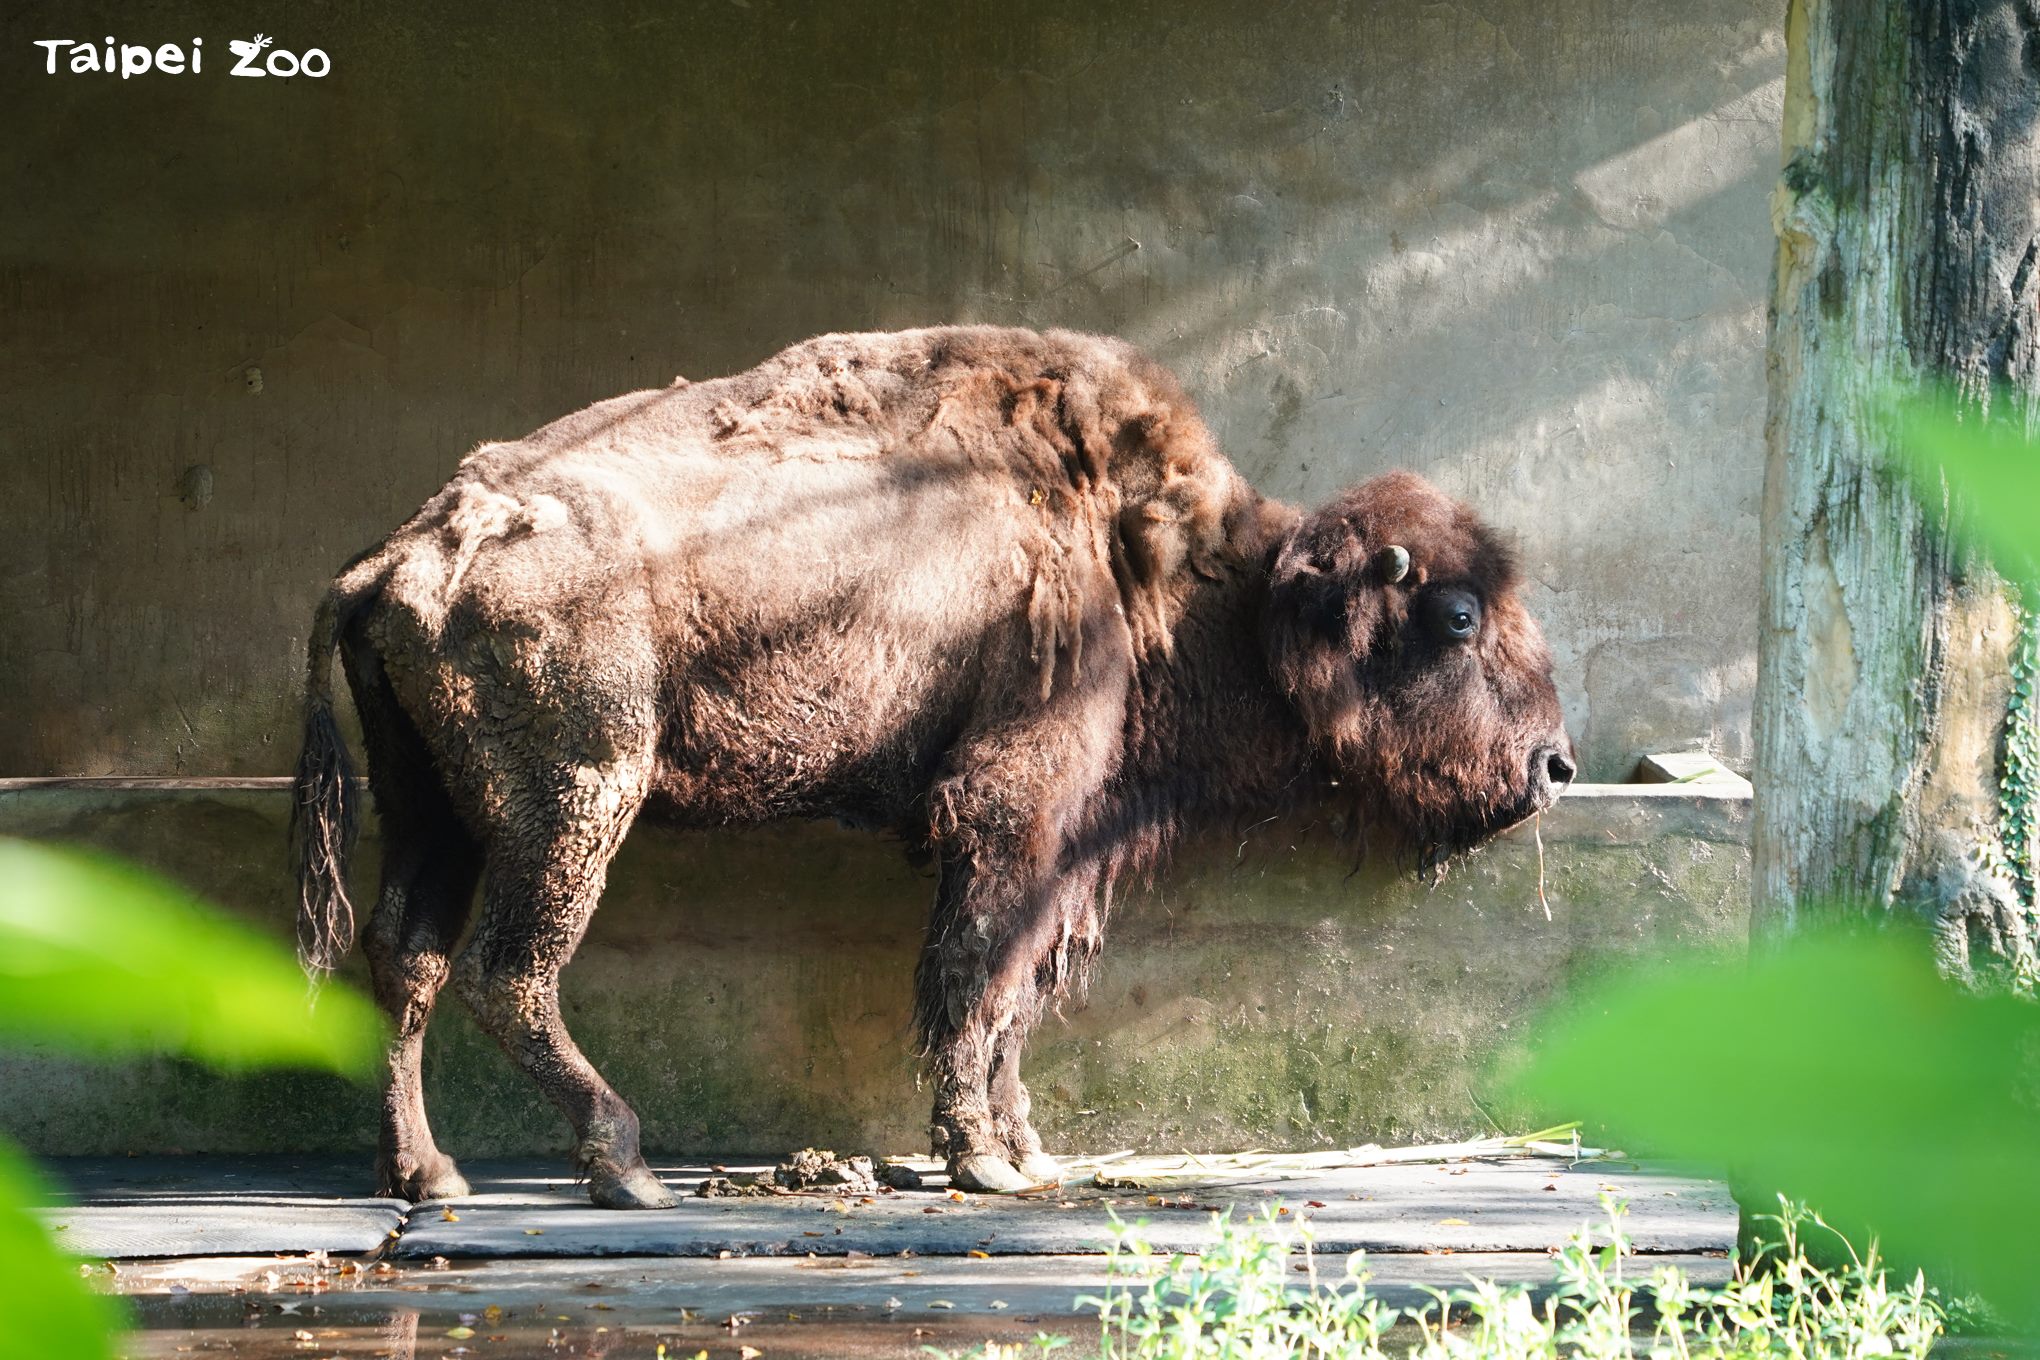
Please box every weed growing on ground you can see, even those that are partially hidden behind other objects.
[939,1196,1943,1360]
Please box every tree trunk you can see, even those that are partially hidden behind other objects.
[1755,0,2040,978]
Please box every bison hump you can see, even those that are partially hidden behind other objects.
[981,333,1239,666]
[694,326,1245,677]
[908,330,1242,680]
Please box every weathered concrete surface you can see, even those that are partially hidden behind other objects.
[40,1156,406,1258]
[49,1201,406,1260]
[0,0,1780,783]
[0,780,1748,1158]
[389,1158,1731,1260]
[40,1154,1733,1261]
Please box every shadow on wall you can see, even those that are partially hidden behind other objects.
[0,0,1780,781]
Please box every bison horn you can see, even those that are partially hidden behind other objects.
[1380,544,1411,583]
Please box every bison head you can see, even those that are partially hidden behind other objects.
[1263,471,1573,867]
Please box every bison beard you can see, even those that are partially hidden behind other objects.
[290,325,1572,1208]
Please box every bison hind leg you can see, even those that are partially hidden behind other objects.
[451,761,675,1211]
[342,635,483,1202]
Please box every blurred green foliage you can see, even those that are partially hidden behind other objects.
[1895,390,2040,592]
[0,840,381,1071]
[0,837,382,1360]
[0,1142,124,1360]
[1507,928,2040,1326]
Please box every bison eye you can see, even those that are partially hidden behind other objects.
[1424,588,1482,643]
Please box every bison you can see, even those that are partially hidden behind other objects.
[291,325,1573,1209]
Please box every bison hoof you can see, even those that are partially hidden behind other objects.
[379,1156,471,1203]
[589,1164,680,1211]
[1012,1150,1064,1185]
[949,1153,1034,1194]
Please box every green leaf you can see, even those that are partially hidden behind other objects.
[1895,387,2040,590]
[1504,926,2040,1324]
[0,839,382,1074]
[0,1139,122,1360]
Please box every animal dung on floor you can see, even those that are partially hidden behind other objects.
[770,1149,879,1194]
[695,1150,925,1198]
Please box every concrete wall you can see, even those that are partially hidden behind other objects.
[0,0,1782,781]
[0,780,1748,1158]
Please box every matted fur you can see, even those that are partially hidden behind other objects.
[290,325,1571,1204]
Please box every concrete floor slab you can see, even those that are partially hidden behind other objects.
[394,1158,1730,1258]
[40,1155,1734,1261]
[48,1201,406,1259]
[39,1156,408,1258]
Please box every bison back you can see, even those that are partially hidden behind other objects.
[353,326,1251,825]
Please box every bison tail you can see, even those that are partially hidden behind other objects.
[291,584,369,979]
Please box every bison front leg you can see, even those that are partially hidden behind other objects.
[984,860,1101,1185]
[989,1016,1063,1185]
[919,879,1036,1194]
[453,775,677,1211]
[920,805,1110,1194]
[919,611,1128,1193]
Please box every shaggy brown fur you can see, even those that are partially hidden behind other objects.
[292,326,1572,1208]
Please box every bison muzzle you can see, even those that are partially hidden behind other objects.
[290,325,1572,1209]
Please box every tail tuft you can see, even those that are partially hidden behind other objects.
[290,595,360,977]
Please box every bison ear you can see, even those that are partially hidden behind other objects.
[1269,518,1377,644]
[1269,528,1340,642]
[1265,516,1380,735]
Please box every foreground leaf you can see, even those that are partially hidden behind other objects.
[0,1140,122,1360]
[1506,927,2040,1324]
[0,838,382,1073]
[1895,387,2040,589]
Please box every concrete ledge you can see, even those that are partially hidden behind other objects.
[0,780,1748,1159]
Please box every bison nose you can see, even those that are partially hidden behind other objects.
[1530,745,1575,806]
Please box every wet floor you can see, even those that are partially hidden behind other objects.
[113,1252,1102,1359]
[123,1294,1092,1360]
